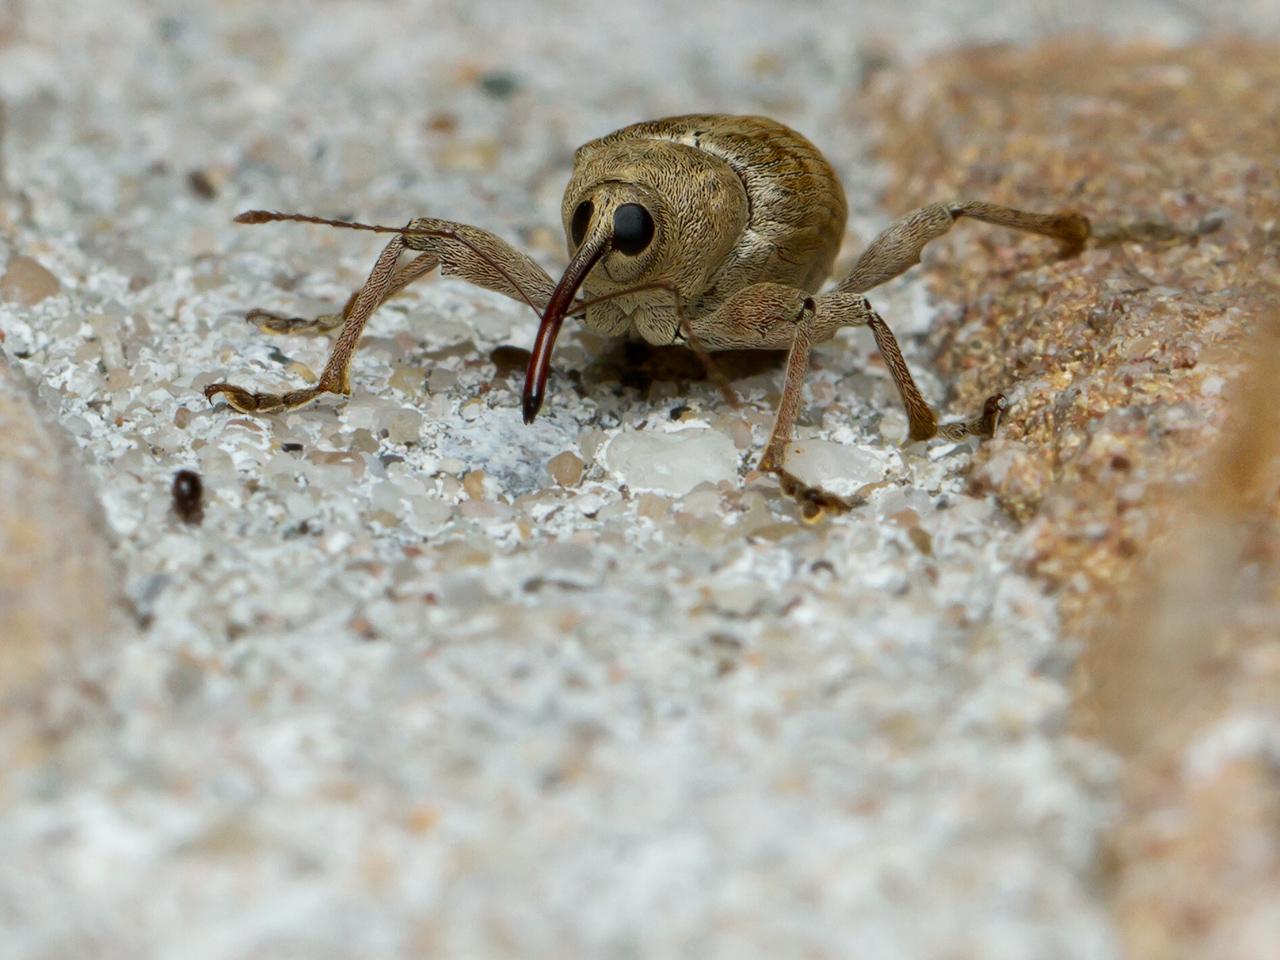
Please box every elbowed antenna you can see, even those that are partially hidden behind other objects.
[522,232,607,424]
[234,208,547,317]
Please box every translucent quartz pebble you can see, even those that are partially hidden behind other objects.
[782,438,890,498]
[603,427,737,496]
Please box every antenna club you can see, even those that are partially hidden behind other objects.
[234,210,279,224]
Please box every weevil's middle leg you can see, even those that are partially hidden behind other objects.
[686,282,1006,518]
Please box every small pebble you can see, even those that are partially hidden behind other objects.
[1,255,61,306]
[186,168,221,200]
[387,409,423,445]
[604,427,738,496]
[907,526,933,555]
[635,493,670,521]
[388,367,425,395]
[490,345,532,378]
[437,139,500,173]
[546,451,584,487]
[463,469,487,500]
[783,438,889,499]
[478,70,521,98]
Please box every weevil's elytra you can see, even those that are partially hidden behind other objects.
[204,113,1099,516]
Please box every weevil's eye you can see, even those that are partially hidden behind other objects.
[570,200,593,247]
[612,203,654,255]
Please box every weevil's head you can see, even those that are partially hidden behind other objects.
[521,138,748,423]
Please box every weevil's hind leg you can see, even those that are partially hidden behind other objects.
[246,252,441,336]
[205,234,406,413]
[864,310,1004,443]
[837,199,1091,295]
[825,197,1086,438]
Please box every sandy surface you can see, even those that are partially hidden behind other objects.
[1,2,1274,958]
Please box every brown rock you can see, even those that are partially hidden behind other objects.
[1,255,61,305]
[869,34,1279,632]
[547,451,584,487]
[867,38,1280,960]
[462,468,487,500]
[1099,323,1280,960]
[0,350,126,708]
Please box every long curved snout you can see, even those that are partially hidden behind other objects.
[522,232,607,424]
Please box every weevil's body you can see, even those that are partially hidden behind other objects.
[564,115,847,344]
[207,113,1102,517]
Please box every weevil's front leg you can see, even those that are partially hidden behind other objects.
[247,252,443,336]
[837,199,1090,295]
[204,217,556,414]
[399,217,555,313]
[205,234,406,413]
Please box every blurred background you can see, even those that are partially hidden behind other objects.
[2,2,1278,959]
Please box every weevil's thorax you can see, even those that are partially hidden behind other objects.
[562,115,848,342]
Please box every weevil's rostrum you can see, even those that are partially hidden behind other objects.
[205,114,1095,515]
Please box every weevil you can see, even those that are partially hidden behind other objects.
[204,114,1095,517]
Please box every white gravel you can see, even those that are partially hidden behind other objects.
[0,1,1262,958]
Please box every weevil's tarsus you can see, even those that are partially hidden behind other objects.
[247,307,346,336]
[1088,217,1206,248]
[775,468,860,523]
[935,393,1007,443]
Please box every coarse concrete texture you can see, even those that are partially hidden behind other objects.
[0,2,1276,959]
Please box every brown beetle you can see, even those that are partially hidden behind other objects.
[205,115,1092,512]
